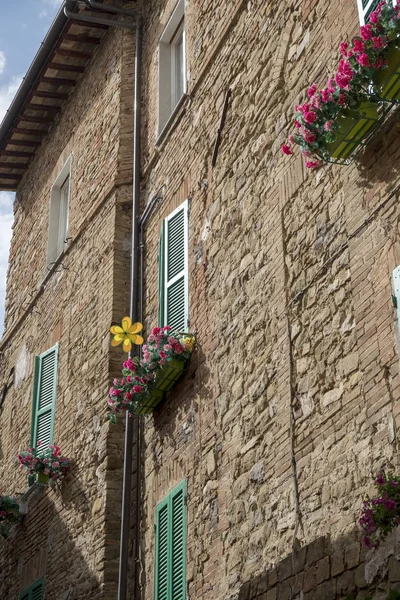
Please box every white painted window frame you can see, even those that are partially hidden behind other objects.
[164,199,189,331]
[46,155,72,267]
[158,0,187,137]
[357,0,395,25]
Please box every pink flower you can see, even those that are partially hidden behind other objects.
[302,130,316,144]
[159,351,166,359]
[374,56,387,69]
[307,83,317,98]
[372,36,384,49]
[302,150,312,157]
[281,144,293,155]
[327,78,336,93]
[152,327,162,335]
[324,121,333,131]
[360,25,372,41]
[52,461,60,468]
[356,53,370,67]
[303,111,317,124]
[339,42,349,56]
[133,385,143,393]
[369,11,379,23]
[162,326,172,332]
[288,134,294,144]
[37,440,42,446]
[164,344,172,351]
[321,89,332,103]
[305,160,319,169]
[338,93,346,106]
[294,120,301,129]
[311,94,321,109]
[43,469,50,475]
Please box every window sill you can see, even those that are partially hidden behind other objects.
[156,93,188,148]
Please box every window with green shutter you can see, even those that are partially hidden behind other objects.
[155,480,187,600]
[158,200,189,331]
[30,344,59,450]
[19,577,45,600]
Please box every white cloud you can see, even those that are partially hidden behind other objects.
[0,75,23,125]
[39,9,48,19]
[0,192,14,337]
[0,52,6,76]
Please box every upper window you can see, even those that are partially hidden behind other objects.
[158,0,186,137]
[158,200,189,331]
[19,577,44,600]
[30,344,58,450]
[154,481,187,600]
[47,156,72,267]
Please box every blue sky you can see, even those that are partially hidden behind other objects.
[0,0,62,336]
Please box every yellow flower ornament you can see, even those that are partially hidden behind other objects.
[182,335,195,352]
[110,317,144,353]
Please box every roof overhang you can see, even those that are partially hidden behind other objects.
[0,1,110,192]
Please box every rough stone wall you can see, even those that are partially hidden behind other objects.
[137,0,400,599]
[239,532,400,600]
[0,25,135,600]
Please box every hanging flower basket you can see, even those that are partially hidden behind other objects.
[17,444,71,485]
[108,327,195,420]
[375,42,400,101]
[326,101,379,162]
[134,359,186,415]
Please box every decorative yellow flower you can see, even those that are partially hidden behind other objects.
[110,317,144,353]
[182,335,195,352]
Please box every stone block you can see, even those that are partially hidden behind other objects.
[277,554,293,582]
[389,556,400,582]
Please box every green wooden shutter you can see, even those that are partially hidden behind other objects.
[158,220,166,327]
[30,345,58,450]
[19,577,44,600]
[163,201,189,331]
[155,480,187,600]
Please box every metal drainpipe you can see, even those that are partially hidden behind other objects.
[63,3,141,599]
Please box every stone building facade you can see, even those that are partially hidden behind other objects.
[1,0,400,599]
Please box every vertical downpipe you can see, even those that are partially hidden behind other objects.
[118,17,142,600]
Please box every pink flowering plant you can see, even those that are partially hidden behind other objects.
[359,473,400,549]
[108,326,195,420]
[17,443,71,482]
[282,0,400,167]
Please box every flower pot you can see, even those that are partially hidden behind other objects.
[375,42,400,102]
[326,102,379,161]
[134,359,186,415]
[36,472,50,486]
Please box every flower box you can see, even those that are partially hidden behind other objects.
[326,102,379,162]
[36,473,51,486]
[134,359,186,415]
[375,42,400,101]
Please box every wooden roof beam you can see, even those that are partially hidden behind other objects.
[1,150,35,158]
[0,162,27,170]
[40,76,77,87]
[55,48,92,59]
[47,62,85,73]
[19,115,54,123]
[63,33,102,44]
[0,185,18,191]
[0,173,22,180]
[32,90,69,100]
[8,139,41,147]
[26,103,61,112]
[12,127,47,136]
[72,21,109,30]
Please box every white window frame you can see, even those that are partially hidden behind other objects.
[164,199,189,331]
[158,0,186,138]
[357,0,395,25]
[46,155,72,268]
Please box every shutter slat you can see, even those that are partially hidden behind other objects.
[167,210,185,281]
[32,582,44,600]
[166,277,185,331]
[38,352,56,410]
[37,411,52,448]
[156,504,169,600]
[171,488,186,600]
